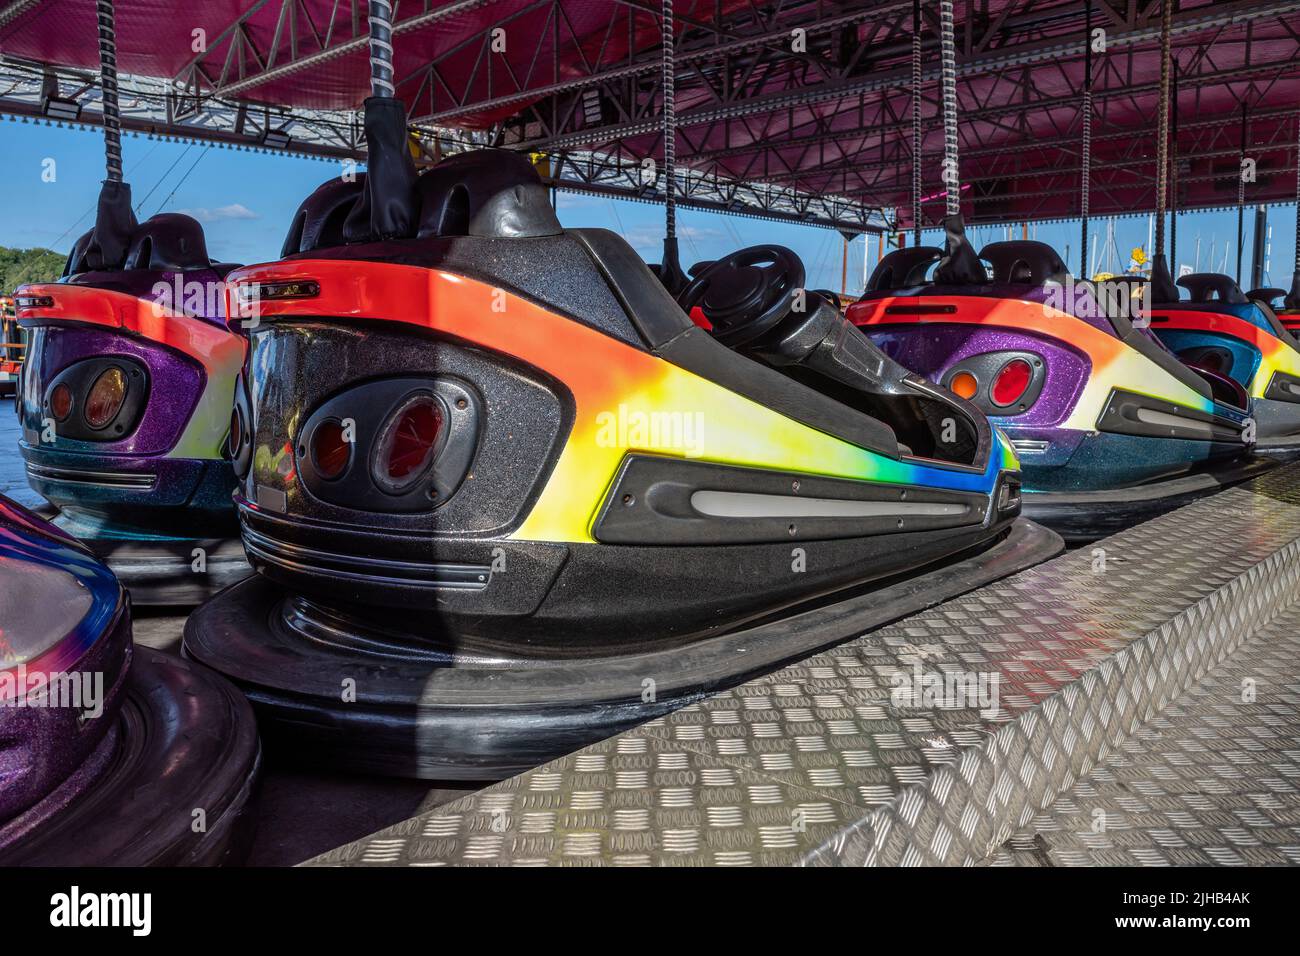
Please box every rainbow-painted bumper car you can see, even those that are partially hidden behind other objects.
[0,495,259,865]
[14,186,251,604]
[184,108,1055,780]
[850,234,1258,541]
[1146,272,1300,455]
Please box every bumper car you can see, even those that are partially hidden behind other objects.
[183,105,1057,779]
[13,199,252,604]
[0,494,259,865]
[849,234,1260,542]
[1145,272,1300,456]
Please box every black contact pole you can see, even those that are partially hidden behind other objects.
[367,0,396,98]
[1080,0,1093,278]
[911,0,922,247]
[95,0,123,182]
[1289,113,1300,309]
[348,0,417,240]
[659,0,686,293]
[1149,0,1177,303]
[1237,102,1248,284]
[939,0,959,220]
[1170,59,1178,271]
[932,0,982,283]
[84,0,136,270]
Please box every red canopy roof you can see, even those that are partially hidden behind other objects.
[2,0,1297,227]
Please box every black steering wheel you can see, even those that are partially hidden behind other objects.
[677,244,805,347]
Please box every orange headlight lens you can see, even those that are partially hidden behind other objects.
[949,371,979,400]
[84,367,126,429]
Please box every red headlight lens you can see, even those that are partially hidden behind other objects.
[374,395,444,493]
[228,405,245,459]
[49,383,73,422]
[84,367,126,428]
[311,420,351,480]
[990,359,1032,407]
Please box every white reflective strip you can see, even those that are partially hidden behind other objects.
[1134,408,1219,438]
[689,490,968,520]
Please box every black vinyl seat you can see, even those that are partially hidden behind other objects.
[65,213,235,278]
[978,241,1070,286]
[278,149,904,459]
[1178,273,1248,305]
[970,242,1213,399]
[866,247,943,292]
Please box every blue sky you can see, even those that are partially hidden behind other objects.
[3,117,1297,293]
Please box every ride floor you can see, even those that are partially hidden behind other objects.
[305,462,1300,867]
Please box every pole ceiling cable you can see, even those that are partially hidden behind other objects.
[1080,0,1093,278]
[911,0,922,246]
[94,0,123,182]
[1153,0,1172,263]
[1170,60,1179,271]
[1288,112,1300,308]
[939,0,960,219]
[1237,101,1248,283]
[368,0,396,98]
[662,0,676,246]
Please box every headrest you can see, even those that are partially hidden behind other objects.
[282,175,367,257]
[415,149,561,239]
[933,215,988,285]
[1178,273,1248,305]
[866,246,943,291]
[978,240,1068,286]
[122,214,210,271]
[1247,287,1286,306]
[65,209,212,275]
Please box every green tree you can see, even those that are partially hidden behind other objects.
[0,246,66,294]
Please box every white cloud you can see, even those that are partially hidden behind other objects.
[176,203,259,223]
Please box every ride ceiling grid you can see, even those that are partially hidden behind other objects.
[307,462,1300,866]
[2,1,1297,224]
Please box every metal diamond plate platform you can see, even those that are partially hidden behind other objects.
[988,603,1300,867]
[307,462,1300,867]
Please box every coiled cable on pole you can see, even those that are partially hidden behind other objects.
[662,0,676,242]
[1153,0,1172,259]
[1080,1,1092,277]
[368,0,396,98]
[1294,113,1300,276]
[911,0,922,245]
[95,0,123,182]
[938,0,959,218]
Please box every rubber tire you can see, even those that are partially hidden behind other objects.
[0,646,261,866]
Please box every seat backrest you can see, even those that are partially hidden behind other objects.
[281,176,366,257]
[122,214,211,271]
[866,247,943,291]
[978,240,1069,286]
[281,149,563,256]
[1247,287,1286,307]
[414,149,561,239]
[66,213,216,276]
[1178,272,1248,305]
